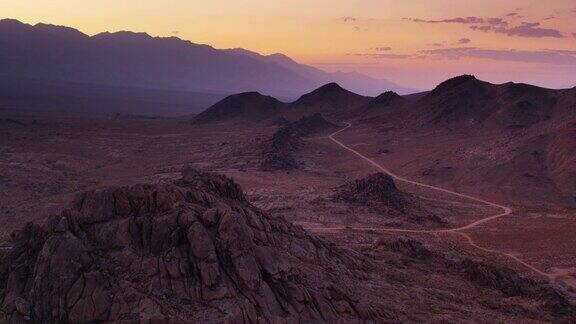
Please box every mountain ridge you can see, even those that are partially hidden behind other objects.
[0,18,415,98]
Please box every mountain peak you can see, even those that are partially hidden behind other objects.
[367,91,405,107]
[376,91,402,101]
[430,74,487,96]
[293,83,356,106]
[318,82,344,92]
[0,18,26,27]
[440,74,479,86]
[93,30,153,42]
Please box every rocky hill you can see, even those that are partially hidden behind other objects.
[192,92,286,124]
[410,75,572,128]
[259,127,303,171]
[0,168,384,322]
[288,83,371,119]
[334,173,447,226]
[335,173,409,212]
[260,114,338,171]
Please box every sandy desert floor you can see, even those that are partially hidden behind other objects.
[1,109,575,292]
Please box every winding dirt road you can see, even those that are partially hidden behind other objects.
[311,122,553,281]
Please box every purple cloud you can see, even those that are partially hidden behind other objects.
[372,47,392,51]
[408,14,565,39]
[340,16,358,22]
[458,38,471,44]
[419,47,576,65]
[408,16,484,24]
[486,22,564,38]
[352,53,413,59]
[486,18,508,26]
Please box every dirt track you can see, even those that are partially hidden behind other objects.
[308,122,554,281]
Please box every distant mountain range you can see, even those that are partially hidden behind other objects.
[0,19,416,99]
[193,75,576,207]
[196,75,575,128]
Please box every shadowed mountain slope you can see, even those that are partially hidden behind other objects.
[411,75,572,128]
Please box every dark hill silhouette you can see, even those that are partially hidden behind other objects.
[192,92,286,124]
[288,83,371,119]
[193,83,371,123]
[411,75,571,128]
[356,91,407,119]
[0,19,415,98]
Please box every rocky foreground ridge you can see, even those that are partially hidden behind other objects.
[0,168,381,322]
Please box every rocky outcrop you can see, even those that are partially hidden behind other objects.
[283,113,338,137]
[458,258,576,316]
[334,173,447,226]
[259,128,302,171]
[260,114,336,171]
[334,173,409,213]
[0,168,382,323]
[372,237,434,260]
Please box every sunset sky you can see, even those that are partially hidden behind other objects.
[4,0,576,90]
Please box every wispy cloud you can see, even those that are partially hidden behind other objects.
[419,47,576,65]
[372,46,392,51]
[407,15,565,38]
[406,16,483,24]
[471,22,564,38]
[458,38,471,44]
[339,16,358,22]
[352,53,413,59]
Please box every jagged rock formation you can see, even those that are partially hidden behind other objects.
[0,168,383,322]
[334,173,410,213]
[373,237,434,260]
[260,114,337,171]
[458,259,575,316]
[259,128,303,171]
[369,237,576,320]
[334,173,447,226]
